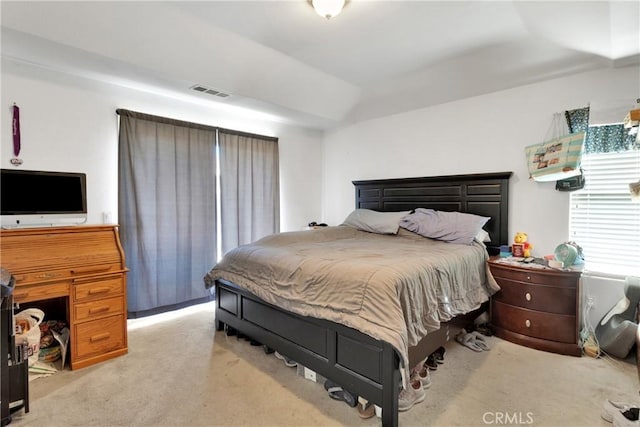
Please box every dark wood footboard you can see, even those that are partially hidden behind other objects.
[215,279,401,426]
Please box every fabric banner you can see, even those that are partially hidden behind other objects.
[525,132,585,182]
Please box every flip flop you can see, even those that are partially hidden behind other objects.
[324,380,357,407]
[456,329,482,352]
[470,331,491,351]
[357,401,375,419]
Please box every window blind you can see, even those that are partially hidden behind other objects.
[569,150,640,277]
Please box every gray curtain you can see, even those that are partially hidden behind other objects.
[219,130,279,255]
[118,110,216,317]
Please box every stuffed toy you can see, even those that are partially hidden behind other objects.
[513,232,533,257]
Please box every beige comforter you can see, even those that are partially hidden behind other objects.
[204,226,496,375]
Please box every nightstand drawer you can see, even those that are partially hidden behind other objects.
[492,301,577,344]
[492,278,576,315]
[490,264,579,287]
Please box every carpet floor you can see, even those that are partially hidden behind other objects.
[8,302,638,427]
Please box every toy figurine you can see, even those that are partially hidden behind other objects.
[513,232,533,257]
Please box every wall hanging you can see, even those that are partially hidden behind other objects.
[525,112,585,182]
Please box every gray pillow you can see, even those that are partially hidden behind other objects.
[342,209,410,235]
[399,208,490,245]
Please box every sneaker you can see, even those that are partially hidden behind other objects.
[603,400,632,423]
[425,354,438,371]
[613,407,640,427]
[274,351,297,367]
[398,379,426,412]
[410,365,432,389]
[433,346,446,364]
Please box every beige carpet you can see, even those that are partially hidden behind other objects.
[9,302,638,427]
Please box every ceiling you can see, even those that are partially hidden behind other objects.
[2,1,639,130]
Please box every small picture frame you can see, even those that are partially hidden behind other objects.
[512,243,525,258]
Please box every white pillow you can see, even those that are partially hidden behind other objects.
[342,209,410,235]
[475,229,491,243]
[399,208,490,245]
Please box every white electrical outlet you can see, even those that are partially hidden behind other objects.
[586,295,595,308]
[304,367,317,382]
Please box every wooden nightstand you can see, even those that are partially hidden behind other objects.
[488,259,582,357]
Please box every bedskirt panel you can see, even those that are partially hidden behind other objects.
[242,298,329,357]
[215,279,402,426]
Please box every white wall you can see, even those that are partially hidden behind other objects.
[321,65,640,325]
[0,59,323,232]
[322,65,638,255]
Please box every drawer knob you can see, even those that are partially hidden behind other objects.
[90,332,111,343]
[526,275,531,280]
[89,306,110,315]
[525,319,531,328]
[525,292,532,301]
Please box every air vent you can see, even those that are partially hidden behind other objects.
[190,84,231,99]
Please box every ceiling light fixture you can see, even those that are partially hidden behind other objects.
[310,0,347,20]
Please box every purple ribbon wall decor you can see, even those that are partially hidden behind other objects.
[13,104,21,157]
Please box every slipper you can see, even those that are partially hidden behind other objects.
[357,401,375,419]
[469,331,491,351]
[456,329,483,352]
[324,380,357,407]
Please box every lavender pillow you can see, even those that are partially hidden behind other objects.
[399,208,490,245]
[342,209,410,235]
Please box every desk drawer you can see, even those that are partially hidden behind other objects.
[13,282,69,303]
[492,300,577,344]
[74,275,124,302]
[75,296,124,322]
[75,315,126,359]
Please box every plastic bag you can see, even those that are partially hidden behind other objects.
[15,308,45,367]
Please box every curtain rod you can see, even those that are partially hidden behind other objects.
[116,109,278,142]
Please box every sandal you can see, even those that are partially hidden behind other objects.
[456,329,483,352]
[324,380,357,407]
[357,401,375,419]
[469,331,491,351]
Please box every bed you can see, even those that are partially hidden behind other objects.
[205,172,512,426]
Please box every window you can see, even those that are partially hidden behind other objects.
[569,149,640,277]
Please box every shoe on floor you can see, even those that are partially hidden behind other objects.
[603,400,632,423]
[425,354,438,370]
[274,351,297,367]
[357,401,375,419]
[433,346,446,364]
[410,365,432,389]
[613,407,640,427]
[398,379,426,412]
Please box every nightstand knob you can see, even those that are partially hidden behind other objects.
[525,292,532,301]
[525,319,531,328]
[526,275,531,280]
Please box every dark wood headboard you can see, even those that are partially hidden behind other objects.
[353,172,513,254]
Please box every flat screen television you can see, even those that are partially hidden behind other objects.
[1,169,87,228]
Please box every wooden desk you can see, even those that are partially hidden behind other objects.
[0,225,128,370]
